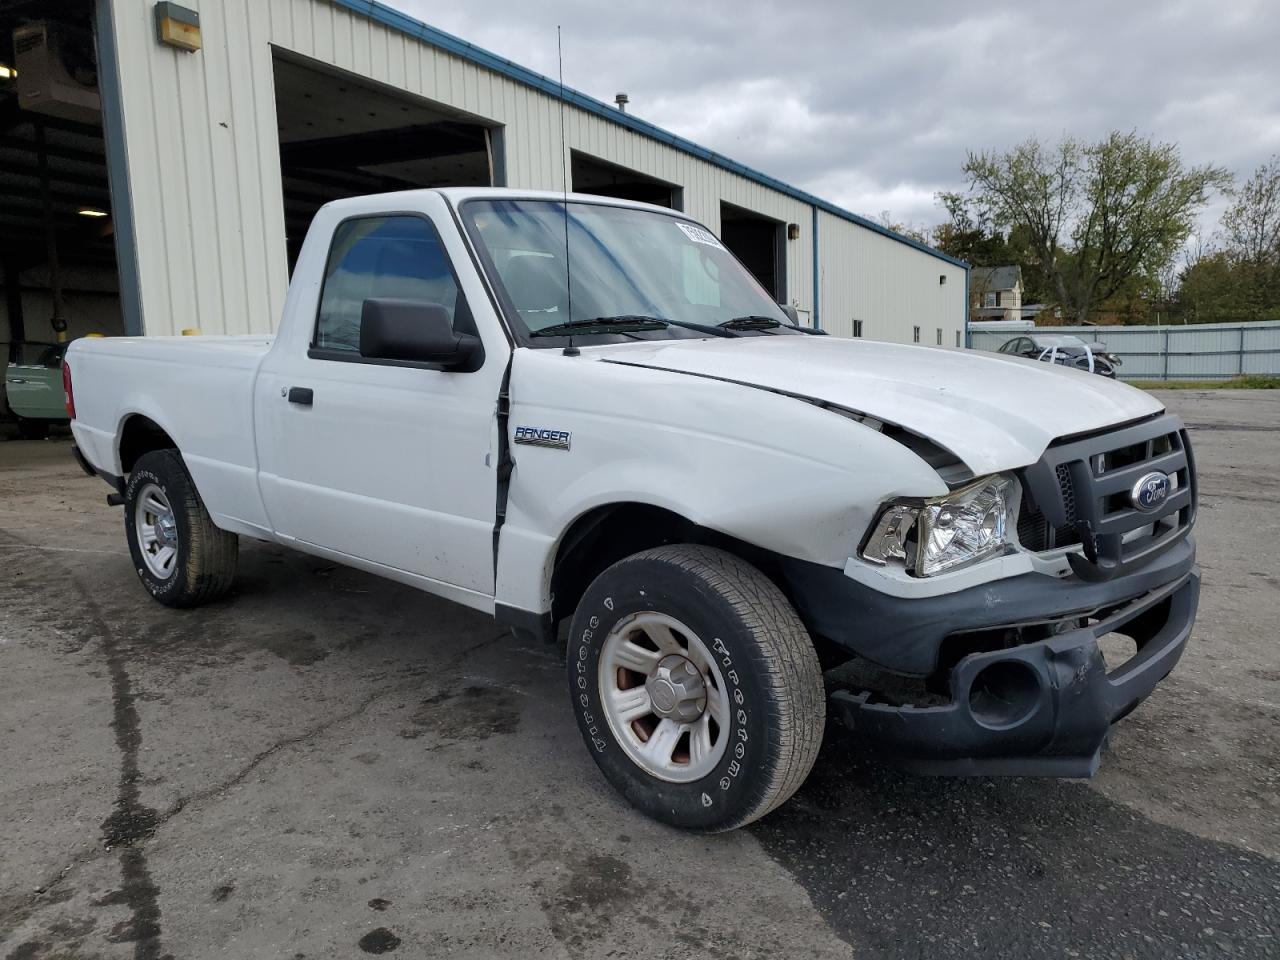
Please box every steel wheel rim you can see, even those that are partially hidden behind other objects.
[135,483,178,580]
[598,611,730,783]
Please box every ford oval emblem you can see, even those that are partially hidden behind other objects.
[1131,471,1172,513]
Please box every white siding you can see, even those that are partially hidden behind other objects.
[817,210,967,345]
[106,0,959,339]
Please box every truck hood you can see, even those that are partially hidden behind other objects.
[588,336,1163,475]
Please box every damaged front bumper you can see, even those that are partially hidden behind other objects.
[783,538,1199,777]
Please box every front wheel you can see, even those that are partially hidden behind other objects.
[567,545,825,831]
[124,449,238,607]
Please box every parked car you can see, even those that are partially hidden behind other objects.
[5,341,70,438]
[66,188,1198,832]
[997,334,1121,377]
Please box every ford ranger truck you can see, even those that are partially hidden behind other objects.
[65,189,1199,831]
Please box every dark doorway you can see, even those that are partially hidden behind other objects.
[719,201,785,302]
[572,151,680,208]
[272,53,496,273]
[1,0,124,430]
[0,1,123,346]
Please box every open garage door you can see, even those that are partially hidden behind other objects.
[572,151,681,208]
[272,53,497,272]
[1,0,124,437]
[719,202,785,303]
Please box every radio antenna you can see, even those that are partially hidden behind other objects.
[557,26,579,356]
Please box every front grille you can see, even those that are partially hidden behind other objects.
[1017,499,1050,551]
[1016,462,1081,551]
[1055,463,1076,524]
[1018,414,1196,580]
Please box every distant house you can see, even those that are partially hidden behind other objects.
[970,266,1023,322]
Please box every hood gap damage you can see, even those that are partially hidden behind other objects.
[600,358,975,486]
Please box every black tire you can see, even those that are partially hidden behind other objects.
[17,418,50,440]
[567,545,824,832]
[124,449,238,608]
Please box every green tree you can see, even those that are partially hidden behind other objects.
[931,192,1011,263]
[1222,155,1280,265]
[1173,156,1280,323]
[1178,254,1280,323]
[961,132,1229,323]
[932,193,1052,304]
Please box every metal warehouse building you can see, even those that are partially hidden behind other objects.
[0,0,966,353]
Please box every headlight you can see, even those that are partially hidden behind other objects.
[861,474,1017,576]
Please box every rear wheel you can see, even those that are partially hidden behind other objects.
[567,545,824,831]
[124,449,238,607]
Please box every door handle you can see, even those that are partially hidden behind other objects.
[287,386,314,406]
[8,378,28,384]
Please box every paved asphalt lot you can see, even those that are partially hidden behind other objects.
[1,389,1278,959]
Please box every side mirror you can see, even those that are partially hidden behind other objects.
[359,299,482,371]
[779,303,801,326]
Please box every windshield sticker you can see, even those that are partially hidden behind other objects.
[676,222,724,248]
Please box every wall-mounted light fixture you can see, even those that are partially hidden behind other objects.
[155,2,201,52]
[787,222,800,241]
[939,274,947,285]
[78,208,109,218]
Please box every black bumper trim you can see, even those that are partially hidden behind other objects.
[782,536,1196,676]
[829,566,1199,777]
[72,444,125,497]
[71,443,97,478]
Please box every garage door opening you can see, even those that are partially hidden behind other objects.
[719,202,785,302]
[1,3,124,436]
[272,53,497,272]
[571,151,680,208]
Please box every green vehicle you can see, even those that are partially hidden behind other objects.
[5,341,69,438]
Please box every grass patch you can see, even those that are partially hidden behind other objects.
[1128,375,1280,390]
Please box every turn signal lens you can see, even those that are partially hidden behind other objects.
[861,504,916,566]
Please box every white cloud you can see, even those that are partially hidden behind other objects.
[394,0,1278,230]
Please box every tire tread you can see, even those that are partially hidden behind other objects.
[607,544,824,831]
[128,449,238,607]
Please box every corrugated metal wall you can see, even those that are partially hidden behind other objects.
[105,0,963,339]
[967,321,1280,380]
[817,210,967,345]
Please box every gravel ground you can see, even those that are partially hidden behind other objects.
[1,389,1277,959]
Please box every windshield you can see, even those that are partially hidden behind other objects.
[461,199,800,344]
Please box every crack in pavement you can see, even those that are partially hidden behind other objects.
[3,621,509,941]
[158,632,509,823]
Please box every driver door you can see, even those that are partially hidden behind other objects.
[255,211,503,601]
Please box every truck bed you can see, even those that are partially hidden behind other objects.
[68,335,276,538]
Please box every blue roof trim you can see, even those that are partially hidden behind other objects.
[330,0,969,270]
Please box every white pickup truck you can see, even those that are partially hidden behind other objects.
[67,188,1199,831]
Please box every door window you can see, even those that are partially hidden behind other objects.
[314,216,461,354]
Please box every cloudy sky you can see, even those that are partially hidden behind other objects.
[396,0,1279,232]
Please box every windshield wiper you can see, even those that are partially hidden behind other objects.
[719,315,783,331]
[529,316,668,338]
[530,315,737,339]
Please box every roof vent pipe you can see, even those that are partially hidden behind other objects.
[614,92,629,112]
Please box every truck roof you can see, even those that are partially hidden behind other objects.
[319,186,688,220]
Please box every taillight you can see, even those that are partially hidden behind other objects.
[62,362,76,419]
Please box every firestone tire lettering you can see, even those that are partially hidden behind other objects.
[565,545,824,832]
